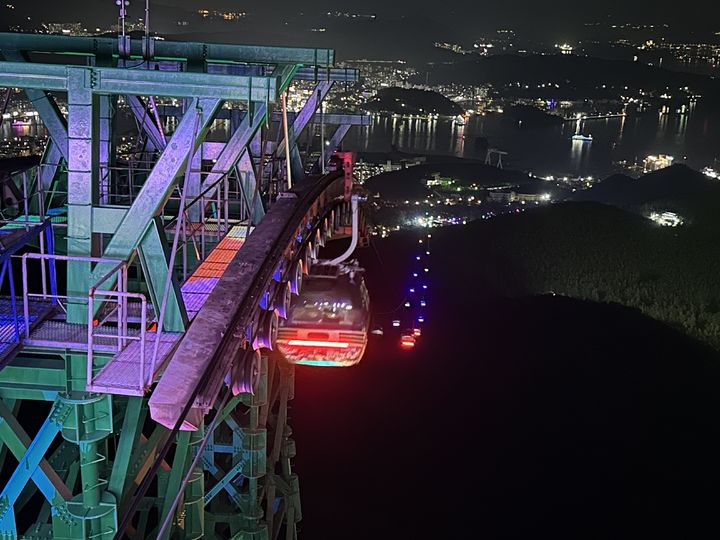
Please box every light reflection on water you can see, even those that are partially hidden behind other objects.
[5,101,718,178]
[342,103,720,176]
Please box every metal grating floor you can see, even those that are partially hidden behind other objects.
[83,221,249,396]
[25,320,141,352]
[180,224,251,320]
[0,297,56,366]
[88,332,183,396]
[165,219,245,237]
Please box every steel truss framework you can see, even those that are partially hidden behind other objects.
[0,33,364,539]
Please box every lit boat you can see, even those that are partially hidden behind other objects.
[277,262,370,367]
[572,134,593,142]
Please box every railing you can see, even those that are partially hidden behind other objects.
[87,285,149,392]
[20,253,125,338]
[18,252,154,390]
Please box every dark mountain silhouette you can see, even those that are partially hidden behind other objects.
[571,165,720,222]
[362,87,464,116]
[431,201,720,350]
[295,222,720,539]
[365,162,546,201]
[424,54,720,99]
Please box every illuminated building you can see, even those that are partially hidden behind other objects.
[648,211,683,227]
[643,154,674,173]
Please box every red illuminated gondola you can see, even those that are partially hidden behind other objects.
[277,262,370,367]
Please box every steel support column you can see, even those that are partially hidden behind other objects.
[66,67,100,323]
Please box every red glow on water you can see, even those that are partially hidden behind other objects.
[288,339,350,349]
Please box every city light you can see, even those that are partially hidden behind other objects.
[643,154,675,173]
[648,211,684,227]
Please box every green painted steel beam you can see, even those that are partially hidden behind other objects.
[0,62,279,101]
[88,99,221,331]
[1,50,70,161]
[198,64,297,211]
[108,397,144,500]
[278,81,334,161]
[158,106,372,126]
[126,95,167,151]
[158,430,191,540]
[65,68,98,323]
[0,32,334,66]
[92,206,128,234]
[0,359,66,391]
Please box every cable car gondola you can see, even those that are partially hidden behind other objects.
[277,261,370,367]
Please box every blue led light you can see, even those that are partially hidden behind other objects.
[423,285,428,289]
[410,288,415,293]
[420,300,426,307]
[413,272,418,277]
[416,256,421,261]
[418,317,425,323]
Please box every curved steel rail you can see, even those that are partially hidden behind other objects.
[116,172,347,537]
[149,171,345,429]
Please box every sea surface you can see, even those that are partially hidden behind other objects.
[4,99,719,178]
[343,100,720,177]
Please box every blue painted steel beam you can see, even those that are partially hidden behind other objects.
[0,400,67,535]
[0,401,71,503]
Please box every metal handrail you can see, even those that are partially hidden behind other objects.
[20,252,128,357]
[86,289,148,391]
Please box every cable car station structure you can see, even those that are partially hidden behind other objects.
[0,31,369,539]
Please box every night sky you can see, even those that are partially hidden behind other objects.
[14,0,720,38]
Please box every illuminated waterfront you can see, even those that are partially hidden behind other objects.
[344,102,720,176]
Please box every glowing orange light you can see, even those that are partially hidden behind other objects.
[287,339,350,349]
[401,340,416,348]
[413,328,422,337]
